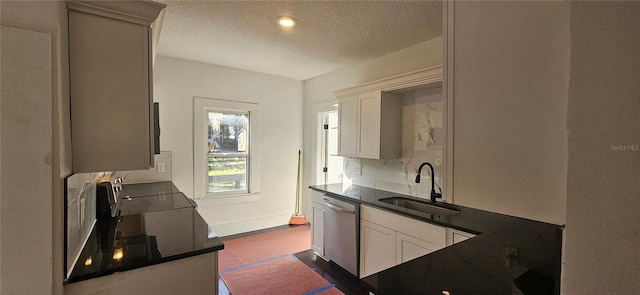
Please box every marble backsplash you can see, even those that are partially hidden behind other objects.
[344,87,443,200]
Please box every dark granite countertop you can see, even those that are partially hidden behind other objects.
[119,181,181,198]
[310,184,563,295]
[118,192,196,216]
[65,183,224,284]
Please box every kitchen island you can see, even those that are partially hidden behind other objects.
[64,181,223,294]
[310,184,563,295]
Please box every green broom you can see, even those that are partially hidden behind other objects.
[289,150,307,225]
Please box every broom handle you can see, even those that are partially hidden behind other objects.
[295,150,301,213]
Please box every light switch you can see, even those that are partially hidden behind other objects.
[157,163,165,173]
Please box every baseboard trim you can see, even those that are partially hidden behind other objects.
[210,212,293,237]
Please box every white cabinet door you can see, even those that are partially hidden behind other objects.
[396,232,443,264]
[447,228,476,246]
[453,232,470,244]
[360,220,396,278]
[311,202,324,256]
[357,91,382,159]
[68,2,164,173]
[378,91,401,159]
[337,95,357,157]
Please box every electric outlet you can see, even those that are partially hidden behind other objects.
[354,165,362,175]
[157,163,165,173]
[506,246,519,257]
[506,246,519,268]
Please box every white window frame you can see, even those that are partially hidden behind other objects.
[193,97,260,203]
[206,110,250,196]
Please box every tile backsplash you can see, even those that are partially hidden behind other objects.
[65,172,101,277]
[112,151,172,184]
[345,87,443,200]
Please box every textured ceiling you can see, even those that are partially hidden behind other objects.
[157,1,442,80]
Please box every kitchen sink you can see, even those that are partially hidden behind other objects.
[378,197,460,216]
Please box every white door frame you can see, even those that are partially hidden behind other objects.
[312,101,340,185]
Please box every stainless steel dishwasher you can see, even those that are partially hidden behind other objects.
[323,194,359,276]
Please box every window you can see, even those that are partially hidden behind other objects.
[194,97,260,201]
[207,111,249,194]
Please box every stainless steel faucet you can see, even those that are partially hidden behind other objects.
[415,162,441,202]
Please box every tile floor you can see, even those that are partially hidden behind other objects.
[295,249,369,295]
[217,225,369,295]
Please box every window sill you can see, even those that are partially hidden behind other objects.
[194,192,260,207]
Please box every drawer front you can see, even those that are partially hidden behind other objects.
[311,189,325,204]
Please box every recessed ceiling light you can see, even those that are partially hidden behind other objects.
[277,15,297,27]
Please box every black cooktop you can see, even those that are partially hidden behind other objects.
[65,182,224,284]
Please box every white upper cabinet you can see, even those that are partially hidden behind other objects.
[67,1,165,173]
[337,91,400,159]
[337,95,358,157]
[334,66,443,160]
[357,91,401,159]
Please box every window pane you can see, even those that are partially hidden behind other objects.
[207,111,248,153]
[208,156,247,193]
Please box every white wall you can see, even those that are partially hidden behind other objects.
[302,37,443,217]
[1,1,69,295]
[153,56,304,236]
[564,2,640,294]
[449,1,640,293]
[1,25,52,295]
[451,1,568,225]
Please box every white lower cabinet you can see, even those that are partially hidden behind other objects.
[360,205,446,278]
[311,202,324,256]
[310,190,325,257]
[65,252,218,295]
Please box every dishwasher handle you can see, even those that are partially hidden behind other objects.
[323,200,355,214]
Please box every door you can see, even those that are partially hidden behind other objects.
[318,110,343,184]
[396,232,441,264]
[356,91,381,159]
[360,220,396,278]
[311,202,324,256]
[69,9,153,172]
[337,96,357,157]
